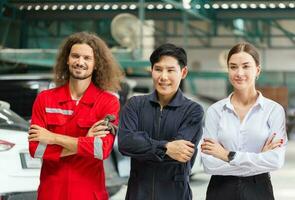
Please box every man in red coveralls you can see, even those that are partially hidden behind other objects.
[28,32,123,200]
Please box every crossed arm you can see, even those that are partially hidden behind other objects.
[118,97,204,163]
[28,120,110,157]
[201,105,287,176]
[28,92,119,160]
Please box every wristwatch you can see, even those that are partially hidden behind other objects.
[227,151,236,162]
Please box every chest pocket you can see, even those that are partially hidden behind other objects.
[46,114,67,126]
[46,114,68,134]
[77,119,97,129]
[77,118,98,137]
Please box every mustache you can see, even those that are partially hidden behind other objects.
[73,64,87,69]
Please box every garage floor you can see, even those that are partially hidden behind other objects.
[111,140,295,200]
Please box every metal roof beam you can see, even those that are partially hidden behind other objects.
[271,20,295,45]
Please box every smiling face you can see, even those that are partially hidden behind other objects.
[67,43,95,81]
[151,56,188,104]
[228,51,261,92]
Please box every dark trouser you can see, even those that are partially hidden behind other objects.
[206,173,275,200]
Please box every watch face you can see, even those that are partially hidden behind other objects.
[228,151,236,161]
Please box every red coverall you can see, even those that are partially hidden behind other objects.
[29,82,119,200]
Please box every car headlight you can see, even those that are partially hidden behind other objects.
[0,139,15,151]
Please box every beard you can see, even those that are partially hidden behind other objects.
[69,64,93,80]
[70,71,92,80]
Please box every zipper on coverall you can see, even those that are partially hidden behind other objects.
[152,106,163,200]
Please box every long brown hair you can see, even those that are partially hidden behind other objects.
[54,32,123,92]
[227,42,260,66]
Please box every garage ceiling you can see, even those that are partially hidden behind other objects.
[2,0,295,48]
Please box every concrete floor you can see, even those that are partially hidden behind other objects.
[111,140,295,200]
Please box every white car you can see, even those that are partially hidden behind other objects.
[0,101,41,199]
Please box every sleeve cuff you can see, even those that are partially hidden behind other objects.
[154,140,168,160]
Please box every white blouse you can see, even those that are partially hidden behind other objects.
[201,92,287,177]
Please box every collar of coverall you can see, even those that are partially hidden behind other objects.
[57,82,100,105]
[148,89,185,107]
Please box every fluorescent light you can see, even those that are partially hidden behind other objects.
[52,5,58,10]
[278,3,286,9]
[35,5,41,10]
[121,4,128,10]
[69,5,75,10]
[86,5,92,10]
[129,4,137,10]
[165,4,173,9]
[230,3,238,9]
[204,4,211,9]
[94,5,101,10]
[103,4,110,10]
[43,5,49,10]
[60,5,66,10]
[221,4,229,9]
[259,3,266,9]
[77,5,83,10]
[212,4,220,9]
[249,3,257,9]
[156,4,164,9]
[269,3,276,9]
[112,4,119,10]
[240,3,247,9]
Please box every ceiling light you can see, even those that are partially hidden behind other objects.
[69,5,75,10]
[129,4,137,10]
[52,5,58,10]
[94,5,101,10]
[165,4,173,9]
[212,4,219,9]
[111,4,118,10]
[204,4,211,9]
[103,4,110,10]
[86,5,92,10]
[230,3,238,9]
[221,4,229,9]
[60,5,66,10]
[249,3,257,9]
[240,3,247,9]
[269,3,276,9]
[278,3,286,9]
[43,5,49,10]
[77,5,83,10]
[121,4,128,10]
[35,5,41,10]
[147,4,154,9]
[259,3,266,9]
[156,4,164,9]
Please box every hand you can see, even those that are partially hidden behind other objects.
[87,120,110,137]
[261,133,283,152]
[201,138,229,162]
[165,140,195,163]
[28,124,56,144]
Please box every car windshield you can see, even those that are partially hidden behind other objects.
[0,104,29,131]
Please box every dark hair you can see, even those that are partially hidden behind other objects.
[227,42,260,66]
[54,32,123,92]
[150,43,187,68]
